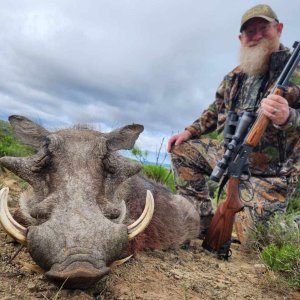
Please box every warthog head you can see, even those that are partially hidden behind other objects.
[0,115,155,288]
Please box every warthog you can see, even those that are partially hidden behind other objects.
[0,115,200,288]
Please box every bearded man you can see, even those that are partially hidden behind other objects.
[167,4,300,242]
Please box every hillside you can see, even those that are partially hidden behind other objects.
[0,120,35,158]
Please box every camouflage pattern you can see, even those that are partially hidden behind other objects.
[171,138,221,236]
[171,138,298,239]
[171,45,300,238]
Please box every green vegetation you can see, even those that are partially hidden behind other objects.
[246,212,300,290]
[290,73,300,85]
[287,196,300,213]
[0,120,35,157]
[131,146,149,164]
[143,164,176,193]
[131,145,175,192]
[261,243,300,288]
[202,130,224,142]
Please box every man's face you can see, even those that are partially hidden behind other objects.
[239,18,283,47]
[238,18,283,75]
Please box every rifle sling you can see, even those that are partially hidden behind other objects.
[217,174,229,201]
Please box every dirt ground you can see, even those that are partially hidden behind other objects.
[0,172,299,300]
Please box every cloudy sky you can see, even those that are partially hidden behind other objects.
[0,0,299,162]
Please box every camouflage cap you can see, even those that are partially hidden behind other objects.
[240,4,279,32]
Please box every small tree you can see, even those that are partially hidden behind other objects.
[131,146,148,164]
[130,141,175,192]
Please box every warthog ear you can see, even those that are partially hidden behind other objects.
[9,115,50,149]
[105,124,144,151]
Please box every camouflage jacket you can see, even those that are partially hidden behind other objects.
[186,45,300,176]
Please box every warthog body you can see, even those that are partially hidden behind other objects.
[0,115,200,288]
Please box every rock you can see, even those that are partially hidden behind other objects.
[167,269,183,280]
[254,264,267,274]
[27,282,37,292]
[217,262,228,271]
[70,294,94,300]
[216,282,227,290]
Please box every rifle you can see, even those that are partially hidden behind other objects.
[202,41,300,259]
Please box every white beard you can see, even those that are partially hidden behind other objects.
[239,37,280,76]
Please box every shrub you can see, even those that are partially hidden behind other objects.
[261,243,300,289]
[143,164,176,193]
[130,142,176,192]
[246,212,300,290]
[290,73,300,85]
[287,196,300,214]
[262,243,300,272]
[247,213,299,250]
[131,146,149,164]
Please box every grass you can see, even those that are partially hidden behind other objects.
[246,211,300,291]
[0,120,35,157]
[202,130,224,142]
[290,73,300,85]
[130,144,176,192]
[142,164,176,193]
[50,277,69,300]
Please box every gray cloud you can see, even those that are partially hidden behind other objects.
[0,0,299,155]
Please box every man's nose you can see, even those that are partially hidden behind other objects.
[251,30,264,41]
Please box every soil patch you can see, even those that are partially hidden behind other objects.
[0,173,299,300]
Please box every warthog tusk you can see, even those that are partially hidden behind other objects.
[127,190,154,240]
[109,254,133,268]
[0,187,27,245]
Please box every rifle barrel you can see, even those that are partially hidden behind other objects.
[274,41,300,88]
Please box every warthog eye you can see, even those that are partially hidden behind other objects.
[103,207,121,219]
[100,201,127,223]
[102,154,118,175]
[44,134,62,153]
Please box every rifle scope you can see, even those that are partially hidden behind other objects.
[210,112,255,182]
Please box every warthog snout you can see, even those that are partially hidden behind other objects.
[46,261,110,289]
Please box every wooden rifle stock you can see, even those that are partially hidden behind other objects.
[202,177,243,254]
[245,88,283,146]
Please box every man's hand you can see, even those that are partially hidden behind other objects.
[167,130,192,153]
[261,94,290,125]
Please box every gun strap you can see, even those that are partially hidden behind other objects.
[253,71,270,109]
[276,86,288,165]
[230,73,245,111]
[217,174,229,201]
